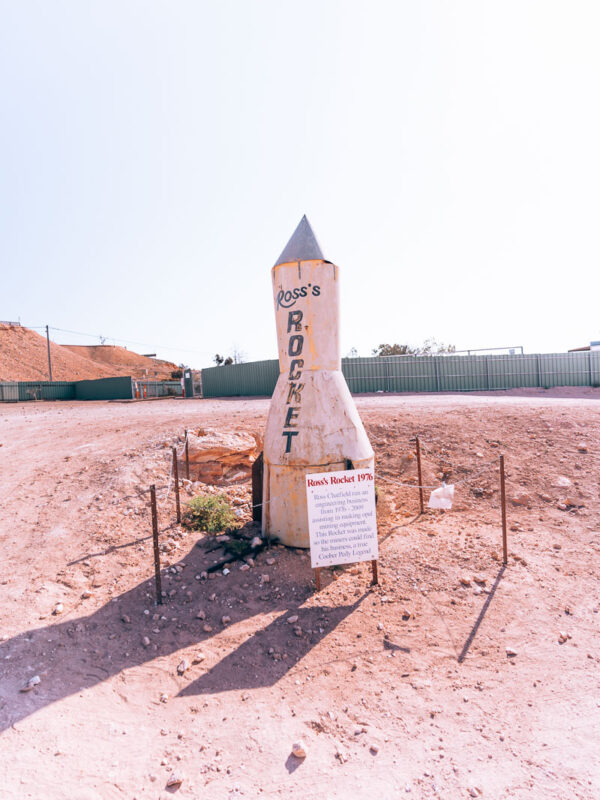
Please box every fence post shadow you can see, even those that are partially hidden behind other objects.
[457,564,506,663]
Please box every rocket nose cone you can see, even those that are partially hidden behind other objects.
[274,215,325,267]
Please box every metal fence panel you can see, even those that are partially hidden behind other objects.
[17,381,76,401]
[0,382,19,402]
[342,357,388,393]
[591,351,600,386]
[487,354,540,389]
[75,377,133,400]
[539,352,591,387]
[201,360,280,397]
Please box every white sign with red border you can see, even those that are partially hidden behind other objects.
[306,468,378,568]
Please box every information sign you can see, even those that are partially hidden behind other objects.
[306,468,378,568]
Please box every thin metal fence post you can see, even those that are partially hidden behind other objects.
[172,447,181,524]
[415,436,425,514]
[500,455,508,565]
[185,430,190,480]
[150,485,163,604]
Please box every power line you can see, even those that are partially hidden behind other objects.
[23,324,213,357]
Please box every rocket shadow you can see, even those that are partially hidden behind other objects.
[178,597,362,696]
[0,535,358,733]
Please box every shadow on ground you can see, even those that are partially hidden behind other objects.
[0,535,360,732]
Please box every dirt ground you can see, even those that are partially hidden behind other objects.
[1,390,599,799]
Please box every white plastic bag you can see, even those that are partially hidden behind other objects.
[428,483,455,510]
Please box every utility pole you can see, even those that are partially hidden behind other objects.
[46,325,53,382]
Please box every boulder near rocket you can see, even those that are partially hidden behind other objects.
[262,216,374,548]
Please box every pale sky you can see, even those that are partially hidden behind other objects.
[2,1,599,368]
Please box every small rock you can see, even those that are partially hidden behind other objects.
[20,675,41,692]
[459,576,471,587]
[192,652,205,664]
[166,773,183,788]
[177,659,190,675]
[222,568,230,576]
[221,615,231,625]
[291,741,307,758]
[239,564,250,571]
[377,622,384,630]
[576,443,588,453]
[539,493,551,502]
[511,492,532,507]
[160,693,169,703]
[266,558,275,566]
[53,603,64,615]
[196,610,206,620]
[473,575,486,585]
[203,624,213,633]
[558,631,571,644]
[121,614,131,623]
[506,647,518,657]
[142,636,151,648]
[287,615,299,624]
[369,744,379,755]
[250,536,262,548]
[552,543,561,550]
[294,626,302,637]
[81,590,93,599]
[468,787,482,798]
[554,476,572,488]
[261,574,270,583]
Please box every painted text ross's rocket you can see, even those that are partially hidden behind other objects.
[262,216,374,547]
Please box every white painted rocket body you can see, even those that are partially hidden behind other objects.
[262,216,374,548]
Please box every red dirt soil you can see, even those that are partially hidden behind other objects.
[0,390,599,799]
[63,345,177,380]
[0,325,177,381]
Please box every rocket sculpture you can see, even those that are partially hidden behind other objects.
[262,216,374,547]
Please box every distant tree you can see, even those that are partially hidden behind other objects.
[215,350,243,366]
[373,340,456,356]
[419,338,456,355]
[346,347,359,358]
[372,343,415,356]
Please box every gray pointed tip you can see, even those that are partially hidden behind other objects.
[274,215,325,267]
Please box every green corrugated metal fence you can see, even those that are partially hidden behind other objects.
[0,382,19,402]
[201,359,280,398]
[201,351,600,397]
[18,381,76,401]
[75,376,133,400]
[0,377,185,402]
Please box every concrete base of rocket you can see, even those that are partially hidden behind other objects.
[262,370,374,548]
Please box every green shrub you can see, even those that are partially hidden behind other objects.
[184,495,237,533]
